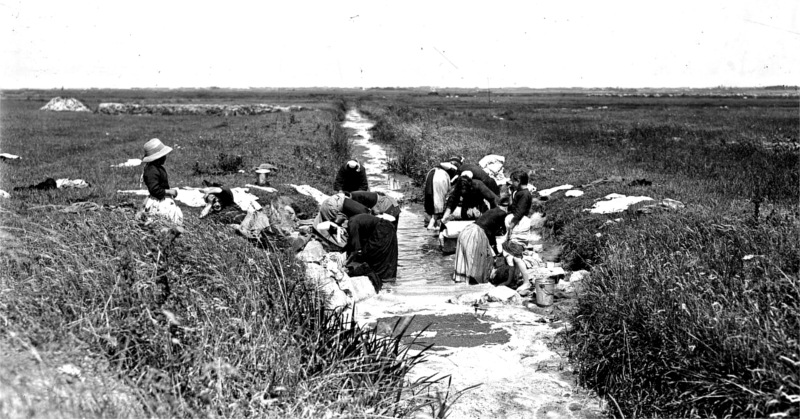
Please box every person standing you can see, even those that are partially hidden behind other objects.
[141,138,183,225]
[453,207,507,284]
[334,160,369,193]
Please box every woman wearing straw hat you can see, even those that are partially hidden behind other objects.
[141,138,183,225]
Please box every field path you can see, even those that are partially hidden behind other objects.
[343,110,605,419]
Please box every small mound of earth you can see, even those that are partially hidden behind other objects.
[40,97,92,112]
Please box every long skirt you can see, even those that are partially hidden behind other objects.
[361,219,398,281]
[424,168,451,217]
[144,197,184,225]
[453,223,493,284]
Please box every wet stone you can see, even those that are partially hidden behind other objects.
[569,402,582,411]
[376,313,510,348]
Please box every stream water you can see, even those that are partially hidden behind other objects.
[341,109,604,419]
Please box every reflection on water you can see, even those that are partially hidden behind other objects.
[343,109,462,295]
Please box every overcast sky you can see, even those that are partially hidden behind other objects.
[1,1,798,89]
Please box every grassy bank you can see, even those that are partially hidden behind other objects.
[359,92,799,418]
[0,91,446,417]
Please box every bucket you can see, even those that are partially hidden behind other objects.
[535,277,555,307]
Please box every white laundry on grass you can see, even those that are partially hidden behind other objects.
[1,153,21,160]
[478,154,508,185]
[111,158,142,168]
[586,194,654,214]
[118,187,262,211]
[538,184,574,197]
[56,179,90,189]
[565,190,584,197]
[290,184,329,205]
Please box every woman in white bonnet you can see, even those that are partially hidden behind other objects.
[333,159,369,194]
[141,138,183,225]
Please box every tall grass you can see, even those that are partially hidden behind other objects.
[0,92,446,417]
[359,93,800,417]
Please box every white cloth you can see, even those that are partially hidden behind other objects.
[429,168,451,215]
[0,190,9,199]
[314,221,347,248]
[111,158,142,168]
[478,154,508,185]
[144,197,184,225]
[586,194,654,214]
[440,220,474,239]
[56,179,90,189]
[0,153,21,160]
[291,184,330,205]
[538,184,574,197]
[119,187,261,211]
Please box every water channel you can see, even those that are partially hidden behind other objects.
[341,109,604,419]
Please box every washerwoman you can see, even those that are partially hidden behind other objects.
[453,207,507,284]
[141,138,183,225]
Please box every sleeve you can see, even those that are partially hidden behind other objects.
[445,182,462,212]
[333,166,345,191]
[487,231,497,252]
[477,182,500,208]
[359,170,370,192]
[510,191,531,225]
[143,166,166,200]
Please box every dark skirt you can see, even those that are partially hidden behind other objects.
[361,219,398,280]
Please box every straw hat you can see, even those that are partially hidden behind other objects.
[142,138,173,163]
[254,163,278,174]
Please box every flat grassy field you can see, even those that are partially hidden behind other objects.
[0,90,448,418]
[1,88,798,418]
[358,89,799,418]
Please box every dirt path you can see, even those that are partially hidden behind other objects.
[343,110,605,419]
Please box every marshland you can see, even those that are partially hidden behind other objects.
[0,87,798,418]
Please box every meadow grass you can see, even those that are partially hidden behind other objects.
[359,92,799,418]
[0,91,449,417]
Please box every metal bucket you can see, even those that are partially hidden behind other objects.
[535,277,555,307]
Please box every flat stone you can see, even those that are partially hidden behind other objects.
[448,283,495,305]
[484,285,521,304]
[297,240,325,263]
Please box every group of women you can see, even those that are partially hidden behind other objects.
[424,157,534,287]
[140,136,531,291]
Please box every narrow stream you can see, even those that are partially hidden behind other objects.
[342,109,604,419]
[344,111,461,295]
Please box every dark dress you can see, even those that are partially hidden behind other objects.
[346,213,398,281]
[143,163,170,200]
[349,191,401,228]
[445,179,500,219]
[334,164,370,193]
[508,187,533,226]
[459,164,500,195]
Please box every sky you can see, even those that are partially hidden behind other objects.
[1,0,798,89]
